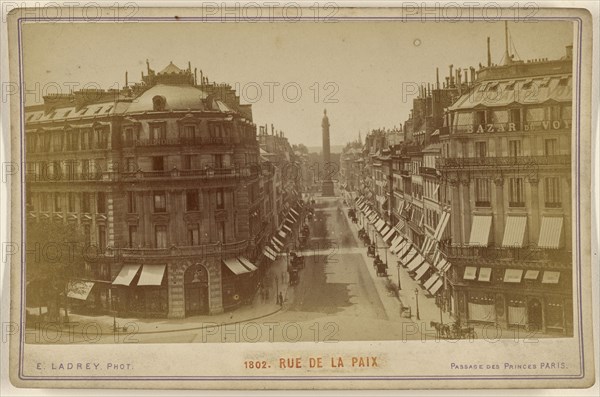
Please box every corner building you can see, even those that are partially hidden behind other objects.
[25,62,263,318]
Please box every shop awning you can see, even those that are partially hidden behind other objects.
[414,262,431,280]
[383,228,396,243]
[429,279,444,295]
[112,264,141,286]
[434,211,451,240]
[542,271,561,284]
[390,238,405,254]
[502,216,527,248]
[394,219,405,233]
[524,270,540,280]
[290,208,300,217]
[137,264,167,286]
[278,230,287,239]
[537,217,563,249]
[263,247,276,260]
[238,256,258,272]
[407,254,425,271]
[380,224,391,237]
[468,215,492,247]
[504,268,524,283]
[272,236,284,248]
[283,224,292,233]
[287,213,298,223]
[478,267,492,282]
[223,258,251,275]
[400,245,416,260]
[435,257,451,273]
[375,220,386,231]
[423,274,440,290]
[67,280,95,300]
[463,266,477,281]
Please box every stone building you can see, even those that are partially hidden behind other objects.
[25,61,266,318]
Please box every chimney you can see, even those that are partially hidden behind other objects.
[436,67,440,89]
[470,67,476,84]
[456,69,462,95]
[125,71,128,87]
[188,61,192,72]
[194,68,197,85]
[449,64,454,86]
[565,45,573,59]
[503,21,511,66]
[487,37,491,67]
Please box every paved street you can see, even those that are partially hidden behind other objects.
[25,194,546,345]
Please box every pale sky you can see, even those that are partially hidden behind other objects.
[22,20,573,147]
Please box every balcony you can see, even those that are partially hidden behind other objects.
[419,166,438,177]
[122,166,259,181]
[123,136,256,148]
[436,155,570,170]
[113,240,249,259]
[438,243,572,267]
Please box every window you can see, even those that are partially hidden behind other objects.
[126,158,137,172]
[217,221,226,243]
[214,154,223,169]
[152,156,165,171]
[525,107,545,122]
[153,191,166,212]
[183,125,195,141]
[548,105,561,121]
[510,108,521,129]
[474,110,487,126]
[475,141,487,158]
[81,193,91,213]
[83,224,91,245]
[150,124,166,142]
[97,192,106,214]
[53,193,62,212]
[155,225,167,248]
[216,188,224,210]
[98,225,106,252]
[490,110,508,124]
[544,177,561,208]
[561,105,572,121]
[509,178,525,207]
[127,191,136,213]
[124,128,134,146]
[82,159,90,176]
[509,140,522,158]
[67,192,76,212]
[186,189,200,211]
[182,155,192,170]
[475,178,491,207]
[545,139,557,156]
[128,225,137,248]
[188,224,199,246]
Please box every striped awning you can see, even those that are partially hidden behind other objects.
[428,279,444,295]
[407,254,425,271]
[503,268,524,283]
[390,237,405,254]
[380,224,391,237]
[271,236,284,249]
[434,211,451,240]
[290,208,300,217]
[278,230,287,239]
[383,228,396,243]
[394,219,406,233]
[478,267,492,282]
[283,224,292,233]
[263,247,276,260]
[468,215,492,247]
[423,273,440,290]
[542,271,560,284]
[537,217,563,249]
[463,266,477,281]
[375,219,386,231]
[238,256,258,272]
[414,262,431,281]
[502,216,527,248]
[222,258,251,275]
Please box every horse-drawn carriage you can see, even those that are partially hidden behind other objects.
[367,244,376,257]
[290,251,305,269]
[430,320,477,339]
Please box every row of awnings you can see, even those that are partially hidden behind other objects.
[463,266,561,284]
[263,204,302,261]
[468,215,564,249]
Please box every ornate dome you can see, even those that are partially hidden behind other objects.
[125,84,208,113]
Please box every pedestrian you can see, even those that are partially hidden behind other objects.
[278,292,284,307]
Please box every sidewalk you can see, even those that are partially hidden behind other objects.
[343,202,453,325]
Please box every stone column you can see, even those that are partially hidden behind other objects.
[167,262,186,319]
[528,176,540,246]
[450,178,461,244]
[460,178,471,245]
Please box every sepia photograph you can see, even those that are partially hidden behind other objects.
[3,2,597,391]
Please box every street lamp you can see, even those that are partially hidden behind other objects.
[414,287,420,320]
